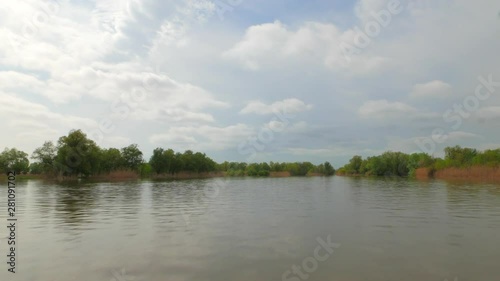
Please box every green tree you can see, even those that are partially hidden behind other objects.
[139,163,152,178]
[121,144,143,171]
[150,148,167,174]
[29,162,44,174]
[472,149,500,166]
[31,141,57,174]
[100,148,124,173]
[181,150,195,172]
[286,162,313,176]
[347,155,363,174]
[323,161,335,176]
[444,146,478,167]
[407,152,434,176]
[55,129,101,177]
[0,148,30,174]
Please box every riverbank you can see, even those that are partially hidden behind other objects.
[416,166,500,182]
[335,166,500,183]
[0,174,45,180]
[148,171,324,179]
[0,170,330,182]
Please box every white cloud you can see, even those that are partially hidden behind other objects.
[447,131,482,141]
[476,106,500,120]
[100,136,132,149]
[149,124,255,151]
[260,120,310,137]
[410,80,453,99]
[0,92,98,152]
[286,146,383,158]
[358,99,417,119]
[223,20,390,74]
[149,0,216,52]
[0,0,499,165]
[240,98,313,115]
[386,130,482,156]
[355,0,390,23]
[0,71,45,92]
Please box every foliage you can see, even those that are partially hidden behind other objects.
[315,161,335,176]
[55,129,101,177]
[472,149,500,167]
[339,145,500,178]
[0,148,30,174]
[121,144,143,171]
[149,148,217,175]
[4,128,340,179]
[218,161,335,177]
[341,152,417,177]
[444,146,478,167]
[29,162,44,175]
[31,141,57,174]
[246,163,271,176]
[99,148,124,174]
[139,163,152,178]
[346,155,363,174]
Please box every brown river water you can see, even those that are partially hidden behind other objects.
[0,176,499,281]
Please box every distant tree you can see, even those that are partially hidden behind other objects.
[139,163,152,177]
[323,161,335,176]
[407,152,434,176]
[100,148,124,173]
[261,162,271,172]
[29,162,44,174]
[219,161,229,172]
[374,152,409,177]
[31,141,57,174]
[121,144,143,171]
[149,148,167,174]
[193,152,206,172]
[285,162,313,176]
[173,152,184,174]
[0,148,30,174]
[347,155,363,174]
[181,150,195,172]
[55,129,101,177]
[247,163,260,176]
[445,146,478,167]
[472,149,500,166]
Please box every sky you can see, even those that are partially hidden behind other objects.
[0,0,499,167]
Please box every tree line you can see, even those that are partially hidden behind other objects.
[337,145,500,177]
[1,129,335,178]
[218,161,335,177]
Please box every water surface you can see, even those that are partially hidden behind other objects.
[0,177,499,281]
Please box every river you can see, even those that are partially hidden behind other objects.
[0,177,499,281]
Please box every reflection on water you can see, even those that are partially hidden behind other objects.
[0,177,499,281]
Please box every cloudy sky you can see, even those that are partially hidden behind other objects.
[1,0,499,167]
